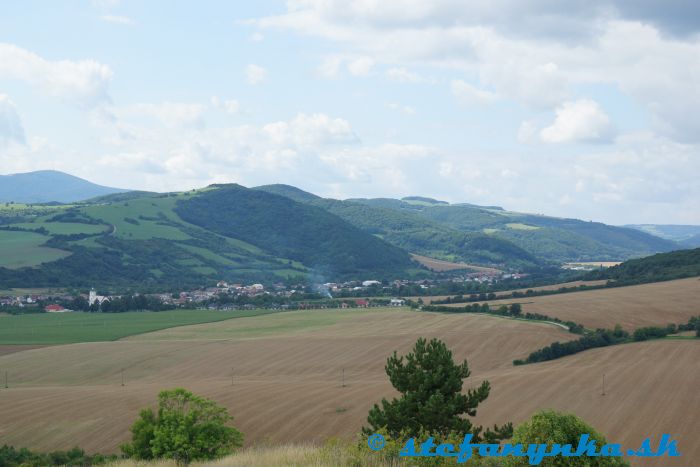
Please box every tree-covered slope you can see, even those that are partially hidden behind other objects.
[0,192,309,288]
[175,185,415,277]
[588,247,700,284]
[257,186,676,267]
[255,187,540,269]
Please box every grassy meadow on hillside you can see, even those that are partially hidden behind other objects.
[0,230,71,269]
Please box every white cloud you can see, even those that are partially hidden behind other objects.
[347,57,374,76]
[223,99,240,114]
[209,97,240,115]
[387,102,416,115]
[450,79,498,106]
[118,102,206,128]
[100,15,135,26]
[0,43,112,107]
[250,32,265,42]
[385,67,424,83]
[255,3,700,136]
[0,94,25,145]
[316,56,343,78]
[517,120,538,144]
[540,99,615,144]
[91,0,121,8]
[262,113,358,147]
[245,64,267,85]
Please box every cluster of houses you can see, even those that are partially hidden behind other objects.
[0,271,526,314]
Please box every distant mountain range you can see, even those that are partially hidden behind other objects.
[0,170,127,203]
[255,184,678,267]
[625,224,700,248]
[0,171,694,287]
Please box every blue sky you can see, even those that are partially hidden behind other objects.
[0,1,699,224]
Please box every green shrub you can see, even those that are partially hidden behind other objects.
[121,388,243,464]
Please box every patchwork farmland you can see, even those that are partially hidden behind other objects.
[442,276,700,330]
[0,302,698,465]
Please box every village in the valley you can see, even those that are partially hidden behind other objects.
[0,269,521,313]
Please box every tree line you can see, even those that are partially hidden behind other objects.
[514,317,700,365]
[414,301,586,335]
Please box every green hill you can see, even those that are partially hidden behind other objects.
[0,179,686,289]
[256,186,677,268]
[175,184,414,277]
[588,247,700,284]
[0,186,417,288]
[255,188,541,269]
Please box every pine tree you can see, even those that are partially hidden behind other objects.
[364,337,512,441]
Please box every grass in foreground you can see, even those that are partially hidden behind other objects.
[108,442,401,467]
[0,309,280,345]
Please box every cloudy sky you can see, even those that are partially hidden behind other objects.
[1,1,699,224]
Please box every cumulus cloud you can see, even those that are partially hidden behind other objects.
[210,97,241,115]
[0,94,25,145]
[0,43,112,107]
[262,113,358,147]
[245,64,267,85]
[347,56,374,76]
[255,2,700,137]
[118,102,206,128]
[450,79,498,106]
[100,15,135,26]
[384,67,434,83]
[540,99,616,144]
[387,102,416,115]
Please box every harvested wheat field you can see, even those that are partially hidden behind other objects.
[444,277,700,330]
[477,339,700,466]
[0,307,697,466]
[0,344,47,357]
[413,279,608,304]
[0,309,571,453]
[410,253,502,274]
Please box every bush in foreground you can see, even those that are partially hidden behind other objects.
[121,388,243,464]
[504,410,629,466]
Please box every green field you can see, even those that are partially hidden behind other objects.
[127,308,395,341]
[81,197,191,240]
[9,222,109,235]
[505,222,540,230]
[0,230,71,269]
[0,309,281,344]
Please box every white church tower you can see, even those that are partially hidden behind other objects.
[89,288,97,306]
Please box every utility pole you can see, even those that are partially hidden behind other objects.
[4,371,7,389]
[602,373,605,396]
[342,368,345,388]
[121,368,125,387]
[231,368,234,387]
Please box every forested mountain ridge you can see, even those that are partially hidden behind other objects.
[0,185,419,288]
[0,175,687,289]
[254,186,679,266]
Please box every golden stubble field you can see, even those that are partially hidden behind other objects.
[411,279,608,304]
[0,303,697,466]
[443,277,700,330]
